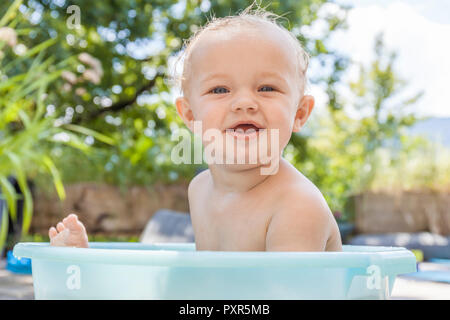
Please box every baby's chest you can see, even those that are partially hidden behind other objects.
[192,200,273,251]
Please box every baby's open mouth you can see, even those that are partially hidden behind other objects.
[226,121,264,132]
[230,123,260,132]
[225,121,265,139]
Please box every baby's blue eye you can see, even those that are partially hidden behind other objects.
[210,87,229,94]
[259,86,275,92]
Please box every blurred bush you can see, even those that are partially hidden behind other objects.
[0,0,113,250]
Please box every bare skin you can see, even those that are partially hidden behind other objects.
[49,22,342,252]
[48,213,88,248]
[189,158,342,251]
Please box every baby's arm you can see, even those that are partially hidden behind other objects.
[48,213,89,248]
[265,189,333,252]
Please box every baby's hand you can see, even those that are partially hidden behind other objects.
[48,213,89,248]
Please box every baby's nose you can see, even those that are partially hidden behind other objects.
[231,102,258,113]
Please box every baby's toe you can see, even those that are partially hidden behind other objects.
[63,213,76,223]
[49,227,57,238]
[56,222,65,232]
[64,214,85,232]
[68,213,78,220]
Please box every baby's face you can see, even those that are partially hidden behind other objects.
[176,24,314,168]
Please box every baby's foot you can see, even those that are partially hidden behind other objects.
[48,213,89,248]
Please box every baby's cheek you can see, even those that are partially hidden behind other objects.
[276,117,296,149]
[276,109,295,131]
[279,129,293,151]
[196,102,221,121]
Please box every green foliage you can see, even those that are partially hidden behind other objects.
[369,135,450,192]
[0,4,65,245]
[0,0,113,250]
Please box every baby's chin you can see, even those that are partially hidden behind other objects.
[208,149,281,173]
[210,163,262,173]
[211,159,281,176]
[212,162,265,173]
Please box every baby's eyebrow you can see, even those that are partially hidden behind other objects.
[199,71,289,86]
[258,71,286,82]
[200,73,230,83]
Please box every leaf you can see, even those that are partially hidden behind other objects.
[2,38,57,74]
[47,131,90,152]
[41,156,66,200]
[4,151,33,235]
[0,0,23,28]
[0,204,9,254]
[0,175,17,222]
[64,124,116,145]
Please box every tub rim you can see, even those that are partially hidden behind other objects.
[13,242,417,275]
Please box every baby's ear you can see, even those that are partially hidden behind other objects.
[293,95,315,132]
[175,96,195,131]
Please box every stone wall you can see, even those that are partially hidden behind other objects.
[31,182,190,235]
[31,184,450,236]
[351,191,450,235]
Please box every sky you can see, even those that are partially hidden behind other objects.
[309,0,450,118]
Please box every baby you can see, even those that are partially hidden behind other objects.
[49,6,342,252]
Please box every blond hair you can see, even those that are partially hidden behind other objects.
[170,2,310,96]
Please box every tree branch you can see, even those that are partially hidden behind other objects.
[73,76,160,124]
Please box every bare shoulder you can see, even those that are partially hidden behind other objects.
[188,169,210,198]
[266,175,342,252]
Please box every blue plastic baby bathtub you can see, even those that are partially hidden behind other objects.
[13,242,417,300]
